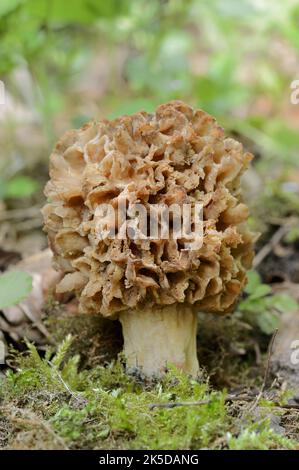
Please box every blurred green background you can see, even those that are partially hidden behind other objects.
[0,0,299,240]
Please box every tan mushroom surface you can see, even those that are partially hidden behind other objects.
[43,101,255,377]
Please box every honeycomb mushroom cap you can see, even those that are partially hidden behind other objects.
[43,101,255,319]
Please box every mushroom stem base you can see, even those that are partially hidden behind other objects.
[119,305,199,378]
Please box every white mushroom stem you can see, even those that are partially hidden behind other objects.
[119,305,199,377]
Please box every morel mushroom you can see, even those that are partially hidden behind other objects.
[43,101,255,377]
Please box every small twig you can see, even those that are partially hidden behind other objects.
[225,394,255,403]
[253,224,291,268]
[149,393,264,411]
[247,328,278,413]
[149,399,211,410]
[148,386,299,415]
[19,303,53,341]
[273,403,299,410]
[46,360,84,405]
[46,360,76,397]
[0,205,41,222]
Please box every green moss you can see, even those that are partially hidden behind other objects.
[0,338,296,450]
[49,369,228,450]
[228,427,295,450]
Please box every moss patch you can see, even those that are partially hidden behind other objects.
[0,336,296,450]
